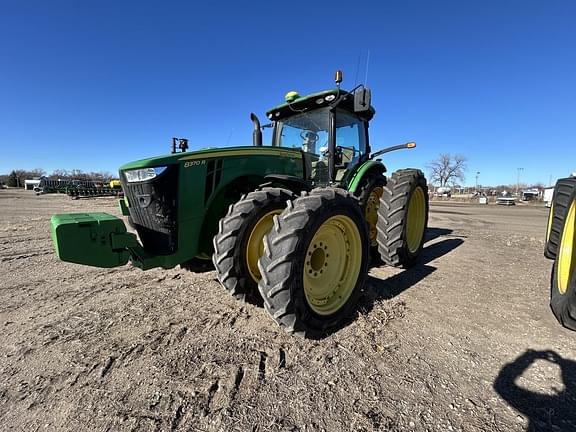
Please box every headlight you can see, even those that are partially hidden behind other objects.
[124,166,167,182]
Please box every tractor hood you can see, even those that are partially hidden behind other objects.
[119,146,302,171]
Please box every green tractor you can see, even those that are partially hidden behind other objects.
[51,72,429,336]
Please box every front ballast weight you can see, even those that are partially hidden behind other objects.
[51,212,165,270]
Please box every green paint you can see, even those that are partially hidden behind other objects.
[51,213,133,268]
[118,197,130,215]
[346,160,386,194]
[52,146,306,270]
[120,146,301,170]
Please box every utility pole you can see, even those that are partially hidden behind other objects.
[475,172,480,193]
[516,167,524,196]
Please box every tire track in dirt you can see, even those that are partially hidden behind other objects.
[0,234,47,242]
[0,250,52,262]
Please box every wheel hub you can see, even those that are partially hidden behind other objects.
[303,216,361,315]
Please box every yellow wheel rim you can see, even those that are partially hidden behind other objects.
[557,201,576,295]
[406,186,426,253]
[246,209,283,282]
[303,215,362,316]
[546,203,554,242]
[365,186,383,247]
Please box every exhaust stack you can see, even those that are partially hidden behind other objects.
[250,113,262,147]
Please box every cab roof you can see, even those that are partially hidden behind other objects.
[266,89,376,122]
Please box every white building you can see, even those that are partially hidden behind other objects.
[24,179,41,190]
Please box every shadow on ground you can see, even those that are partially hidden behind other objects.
[345,227,465,335]
[248,226,463,338]
[365,235,465,302]
[425,227,453,242]
[494,349,576,432]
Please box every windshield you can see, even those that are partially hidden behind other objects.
[275,108,330,155]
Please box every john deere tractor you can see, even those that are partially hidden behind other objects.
[51,72,429,336]
[545,175,576,331]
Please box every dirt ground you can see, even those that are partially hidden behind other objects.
[1,189,575,432]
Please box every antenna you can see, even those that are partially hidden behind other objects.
[354,54,361,86]
[364,50,371,86]
[226,128,235,146]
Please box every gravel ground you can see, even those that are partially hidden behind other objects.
[0,189,574,432]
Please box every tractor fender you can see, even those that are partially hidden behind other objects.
[347,160,386,194]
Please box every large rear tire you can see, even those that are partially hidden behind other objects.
[258,188,369,336]
[213,187,296,303]
[550,196,576,331]
[356,172,386,258]
[377,169,429,268]
[545,177,576,259]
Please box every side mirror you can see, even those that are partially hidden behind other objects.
[354,88,371,112]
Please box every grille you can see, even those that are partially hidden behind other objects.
[122,166,178,255]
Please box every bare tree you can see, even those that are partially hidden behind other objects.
[427,154,467,187]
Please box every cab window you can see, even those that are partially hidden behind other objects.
[335,110,367,167]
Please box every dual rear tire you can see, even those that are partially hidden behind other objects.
[212,169,428,336]
[356,169,429,267]
[213,187,369,336]
[376,169,429,268]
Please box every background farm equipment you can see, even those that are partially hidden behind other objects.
[35,177,123,198]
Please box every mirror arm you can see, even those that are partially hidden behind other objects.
[371,142,416,159]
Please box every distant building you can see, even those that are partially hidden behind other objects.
[544,187,554,208]
[24,179,41,190]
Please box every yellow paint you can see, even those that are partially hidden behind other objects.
[245,209,283,283]
[406,186,426,253]
[303,215,362,315]
[557,200,575,295]
[180,148,301,161]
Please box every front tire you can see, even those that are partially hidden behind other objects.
[377,169,429,267]
[213,187,296,303]
[258,188,369,336]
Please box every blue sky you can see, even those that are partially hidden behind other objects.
[1,0,575,187]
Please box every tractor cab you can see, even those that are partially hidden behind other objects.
[264,79,375,186]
